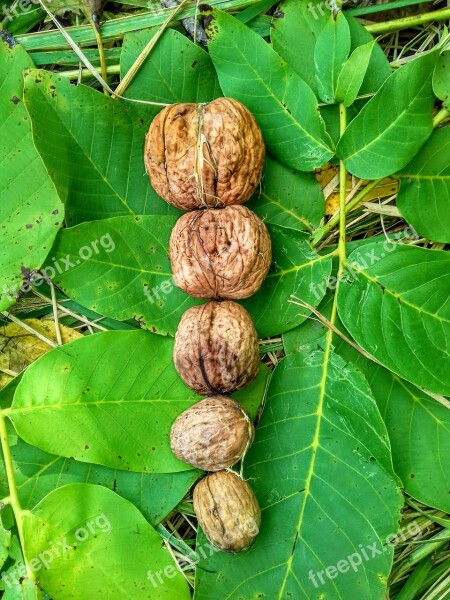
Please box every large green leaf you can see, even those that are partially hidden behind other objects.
[204,8,334,171]
[0,420,199,524]
[23,484,190,599]
[271,2,390,98]
[336,52,437,178]
[334,343,450,513]
[47,215,198,336]
[0,41,64,312]
[120,27,221,107]
[397,127,450,243]
[337,242,450,396]
[47,216,331,339]
[247,156,325,232]
[195,347,402,600]
[23,69,178,226]
[314,11,350,105]
[242,227,333,337]
[9,330,199,472]
[283,289,450,513]
[8,330,266,473]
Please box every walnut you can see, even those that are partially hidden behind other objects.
[193,471,261,552]
[173,301,259,395]
[169,205,271,300]
[144,98,265,210]
[170,396,254,471]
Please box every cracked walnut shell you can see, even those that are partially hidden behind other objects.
[173,301,259,395]
[144,98,265,210]
[170,396,254,471]
[169,205,272,300]
[193,471,261,552]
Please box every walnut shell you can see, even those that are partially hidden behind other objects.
[174,301,259,395]
[193,471,261,552]
[169,205,272,300]
[170,396,254,471]
[145,98,265,210]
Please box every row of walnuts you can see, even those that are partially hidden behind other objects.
[145,98,271,552]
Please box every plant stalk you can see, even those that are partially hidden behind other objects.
[338,103,347,272]
[0,412,35,581]
[366,7,450,35]
[433,106,450,128]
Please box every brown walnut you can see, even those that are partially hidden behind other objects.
[169,205,272,300]
[173,301,259,395]
[144,98,265,210]
[170,396,254,471]
[193,471,261,552]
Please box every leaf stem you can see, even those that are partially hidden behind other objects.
[365,7,450,35]
[338,104,347,272]
[433,106,450,128]
[0,412,35,581]
[326,104,349,334]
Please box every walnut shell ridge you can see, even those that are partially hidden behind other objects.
[169,205,272,300]
[144,98,265,210]
[193,471,261,552]
[173,301,259,395]
[170,396,254,471]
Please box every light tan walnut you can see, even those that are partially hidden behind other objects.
[173,301,259,395]
[145,98,265,210]
[193,471,261,552]
[170,396,254,471]
[169,205,272,300]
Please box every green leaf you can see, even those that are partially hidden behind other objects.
[345,15,391,96]
[23,69,178,226]
[397,127,450,243]
[242,227,333,337]
[337,242,450,396]
[9,330,266,473]
[9,330,199,473]
[336,52,437,178]
[0,420,199,524]
[247,156,325,232]
[433,51,450,107]
[0,41,64,312]
[195,348,402,600]
[334,342,450,513]
[204,8,334,171]
[47,215,198,336]
[336,41,376,107]
[314,12,351,104]
[271,0,328,95]
[271,2,390,98]
[120,28,221,108]
[22,483,190,599]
